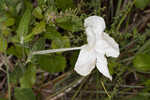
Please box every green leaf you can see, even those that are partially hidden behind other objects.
[55,0,75,11]
[14,88,36,100]
[7,45,29,59]
[32,7,43,19]
[32,21,46,35]
[0,37,7,53]
[16,8,31,43]
[51,36,70,49]
[24,21,46,42]
[20,64,36,88]
[32,38,45,51]
[1,27,12,37]
[133,53,150,72]
[135,0,150,9]
[44,26,61,40]
[55,16,82,32]
[10,65,24,85]
[36,55,66,73]
[4,17,15,26]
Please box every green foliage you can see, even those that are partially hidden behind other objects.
[36,55,66,73]
[31,21,46,35]
[10,65,24,85]
[3,17,15,27]
[7,45,29,59]
[16,8,31,43]
[51,36,70,49]
[24,21,46,42]
[20,64,36,88]
[55,0,75,11]
[32,7,43,19]
[32,38,45,51]
[55,16,82,32]
[135,0,150,9]
[44,26,62,40]
[14,88,36,100]
[0,37,7,53]
[44,26,70,49]
[133,53,150,72]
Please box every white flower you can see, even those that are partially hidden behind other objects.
[74,16,120,80]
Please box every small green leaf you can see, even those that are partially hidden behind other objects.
[7,45,29,59]
[0,37,7,53]
[32,38,45,51]
[32,21,46,35]
[44,26,61,40]
[16,8,31,42]
[20,64,36,88]
[51,36,70,49]
[55,0,75,11]
[133,53,150,72]
[24,21,46,42]
[14,88,36,100]
[10,66,24,85]
[36,55,66,73]
[135,0,150,9]
[32,7,43,19]
[1,27,12,37]
[4,17,15,26]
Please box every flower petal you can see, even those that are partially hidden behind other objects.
[74,45,96,76]
[103,32,120,58]
[96,55,112,80]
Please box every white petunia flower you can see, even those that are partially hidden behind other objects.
[74,16,120,80]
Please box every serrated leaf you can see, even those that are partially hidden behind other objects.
[133,53,150,72]
[32,7,43,19]
[55,0,75,11]
[0,37,7,53]
[20,64,36,88]
[14,88,36,100]
[36,55,66,73]
[16,8,31,43]
[135,0,150,9]
[55,16,82,32]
